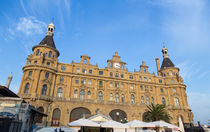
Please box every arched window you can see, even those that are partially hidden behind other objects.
[57,88,63,98]
[146,96,150,105]
[121,94,125,102]
[36,49,40,56]
[24,83,30,93]
[74,90,78,98]
[110,93,113,101]
[110,72,113,77]
[141,96,144,104]
[98,91,103,101]
[70,107,91,122]
[80,90,85,100]
[151,97,154,104]
[162,97,166,105]
[87,91,91,99]
[115,93,119,102]
[51,108,61,126]
[131,94,135,104]
[174,97,179,106]
[48,51,52,58]
[109,109,127,123]
[41,84,47,95]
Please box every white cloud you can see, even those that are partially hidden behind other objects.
[177,61,200,81]
[16,16,46,35]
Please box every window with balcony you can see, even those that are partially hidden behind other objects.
[41,84,47,95]
[80,90,85,100]
[57,87,63,98]
[98,91,103,101]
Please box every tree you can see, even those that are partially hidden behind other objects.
[143,104,171,123]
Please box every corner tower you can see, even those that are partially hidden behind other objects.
[18,22,59,112]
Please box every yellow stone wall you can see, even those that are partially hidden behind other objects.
[18,45,194,126]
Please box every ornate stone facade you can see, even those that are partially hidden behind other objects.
[18,22,193,126]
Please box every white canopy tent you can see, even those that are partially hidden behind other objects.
[67,118,100,127]
[126,120,155,128]
[151,121,179,130]
[100,120,129,128]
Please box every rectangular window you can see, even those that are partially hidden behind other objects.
[159,79,162,83]
[60,77,64,82]
[89,69,92,74]
[115,82,119,88]
[150,87,153,92]
[61,66,66,71]
[75,78,79,84]
[45,72,49,79]
[47,62,50,66]
[145,86,148,91]
[130,75,133,79]
[144,77,147,81]
[139,76,142,81]
[76,68,80,73]
[115,73,119,77]
[88,80,92,85]
[82,69,87,73]
[28,71,32,76]
[121,74,124,78]
[99,81,103,87]
[99,71,103,75]
[110,82,113,87]
[173,88,177,93]
[81,79,86,84]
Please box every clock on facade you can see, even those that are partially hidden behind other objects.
[114,63,121,68]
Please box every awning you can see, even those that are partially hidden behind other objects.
[126,120,155,128]
[67,118,100,127]
[100,120,129,128]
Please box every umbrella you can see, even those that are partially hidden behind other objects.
[151,121,179,129]
[67,118,100,127]
[178,117,185,132]
[126,120,155,128]
[100,120,129,128]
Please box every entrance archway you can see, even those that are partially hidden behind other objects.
[51,108,61,126]
[109,109,127,123]
[70,107,91,122]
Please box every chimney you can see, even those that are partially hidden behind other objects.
[156,58,160,75]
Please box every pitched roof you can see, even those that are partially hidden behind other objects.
[39,35,56,49]
[160,58,175,69]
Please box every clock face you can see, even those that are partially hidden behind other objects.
[114,63,121,68]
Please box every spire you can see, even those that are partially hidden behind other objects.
[160,46,175,69]
[6,72,13,89]
[33,22,59,56]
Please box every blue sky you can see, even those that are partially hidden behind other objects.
[0,0,210,124]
